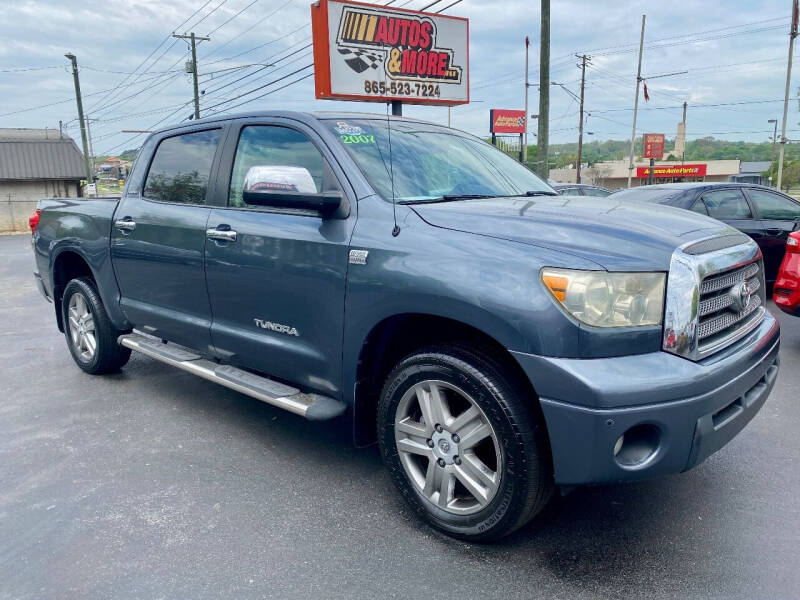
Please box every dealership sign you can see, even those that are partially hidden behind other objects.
[636,164,707,178]
[489,109,526,134]
[311,0,469,105]
[643,133,665,159]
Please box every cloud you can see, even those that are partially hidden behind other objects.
[0,0,796,153]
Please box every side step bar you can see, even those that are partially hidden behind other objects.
[118,332,346,421]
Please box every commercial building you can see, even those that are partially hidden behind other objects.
[731,161,772,185]
[549,159,741,190]
[0,129,85,232]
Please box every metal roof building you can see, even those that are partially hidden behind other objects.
[0,129,85,232]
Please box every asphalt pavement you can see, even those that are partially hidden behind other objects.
[1,233,798,599]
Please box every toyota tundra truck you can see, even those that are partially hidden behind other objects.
[30,112,780,541]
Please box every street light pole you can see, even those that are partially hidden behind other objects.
[777,0,798,191]
[64,53,93,186]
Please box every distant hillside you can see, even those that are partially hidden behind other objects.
[542,137,799,169]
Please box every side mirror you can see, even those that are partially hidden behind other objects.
[241,165,342,216]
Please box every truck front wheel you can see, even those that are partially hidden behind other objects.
[62,278,131,374]
[377,346,553,541]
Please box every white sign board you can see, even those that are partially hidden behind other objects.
[311,0,469,106]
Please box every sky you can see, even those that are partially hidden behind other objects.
[0,0,797,155]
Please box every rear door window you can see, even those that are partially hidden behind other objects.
[700,189,752,219]
[143,129,221,204]
[747,189,800,219]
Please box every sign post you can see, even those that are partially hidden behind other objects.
[489,109,527,162]
[311,0,469,113]
[643,133,665,186]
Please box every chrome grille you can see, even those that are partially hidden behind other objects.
[700,262,759,295]
[696,259,766,356]
[663,236,764,362]
[698,275,760,317]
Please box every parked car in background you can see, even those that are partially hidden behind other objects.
[552,183,612,197]
[613,182,800,282]
[774,231,800,315]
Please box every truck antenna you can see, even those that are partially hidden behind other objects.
[386,102,400,237]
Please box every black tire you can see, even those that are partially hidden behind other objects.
[62,277,131,374]
[377,345,554,542]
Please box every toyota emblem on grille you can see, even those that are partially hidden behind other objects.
[732,280,752,312]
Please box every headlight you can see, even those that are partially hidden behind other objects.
[541,268,665,327]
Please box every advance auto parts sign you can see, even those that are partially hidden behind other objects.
[311,0,469,106]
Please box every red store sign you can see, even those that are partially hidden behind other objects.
[636,164,707,178]
[489,109,526,134]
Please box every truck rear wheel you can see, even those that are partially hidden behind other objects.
[62,277,131,374]
[377,346,553,541]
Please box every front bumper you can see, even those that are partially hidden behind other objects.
[512,312,780,485]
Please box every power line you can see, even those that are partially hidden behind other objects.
[206,71,315,114]
[198,0,294,62]
[98,0,467,151]
[87,0,236,115]
[0,65,61,73]
[201,22,310,66]
[206,0,263,36]
[84,0,217,113]
[202,63,314,111]
[576,16,789,56]
[0,72,174,118]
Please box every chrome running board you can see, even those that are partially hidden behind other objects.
[118,332,346,421]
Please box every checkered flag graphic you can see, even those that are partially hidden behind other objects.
[338,48,383,74]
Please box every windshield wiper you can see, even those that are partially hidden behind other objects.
[524,190,558,196]
[399,194,498,204]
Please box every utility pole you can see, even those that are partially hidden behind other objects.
[537,0,550,179]
[173,32,210,120]
[85,116,97,178]
[576,54,589,183]
[523,36,530,166]
[681,101,687,165]
[64,53,93,186]
[777,0,798,191]
[627,15,646,188]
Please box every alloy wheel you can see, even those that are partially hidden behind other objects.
[394,380,502,515]
[68,292,96,362]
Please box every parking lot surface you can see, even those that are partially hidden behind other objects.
[1,233,799,599]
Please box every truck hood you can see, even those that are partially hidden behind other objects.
[410,195,737,271]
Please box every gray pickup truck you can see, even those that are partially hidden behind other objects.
[31,111,780,541]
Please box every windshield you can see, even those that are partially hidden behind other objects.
[323,118,554,202]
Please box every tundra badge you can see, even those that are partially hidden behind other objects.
[254,319,299,336]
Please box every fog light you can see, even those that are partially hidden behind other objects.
[613,424,661,468]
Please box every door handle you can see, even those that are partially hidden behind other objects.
[114,218,136,232]
[765,228,782,236]
[206,228,238,242]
